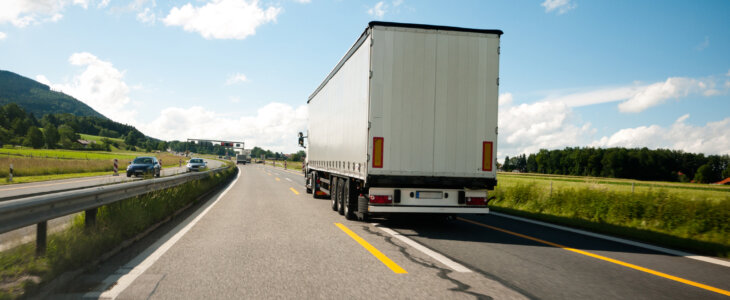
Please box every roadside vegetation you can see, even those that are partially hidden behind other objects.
[501,147,730,184]
[0,166,237,299]
[492,172,730,257]
[0,147,188,184]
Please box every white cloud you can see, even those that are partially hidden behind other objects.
[0,32,6,40]
[498,92,513,106]
[98,0,110,8]
[541,0,576,14]
[543,75,727,113]
[293,0,311,3]
[591,115,730,155]
[225,73,248,85]
[368,1,387,19]
[499,100,594,156]
[163,0,281,40]
[139,103,308,153]
[0,0,90,27]
[136,7,155,24]
[726,69,730,77]
[393,0,404,7]
[617,77,708,113]
[39,52,137,124]
[695,36,709,51]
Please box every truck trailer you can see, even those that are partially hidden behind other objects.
[303,22,502,220]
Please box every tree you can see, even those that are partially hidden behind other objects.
[43,124,59,148]
[694,164,713,183]
[58,124,79,148]
[26,126,44,149]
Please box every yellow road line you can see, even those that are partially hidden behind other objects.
[335,223,407,274]
[289,187,299,195]
[457,217,730,297]
[275,177,281,181]
[0,176,106,191]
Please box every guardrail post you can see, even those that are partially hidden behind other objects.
[85,208,97,228]
[36,221,47,256]
[8,163,13,182]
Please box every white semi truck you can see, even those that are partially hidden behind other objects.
[302,22,502,220]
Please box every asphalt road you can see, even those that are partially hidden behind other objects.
[52,164,730,299]
[0,159,226,201]
[0,159,226,251]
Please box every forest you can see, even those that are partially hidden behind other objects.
[501,147,730,183]
[0,103,164,152]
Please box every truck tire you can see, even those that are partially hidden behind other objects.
[305,174,312,194]
[343,179,357,220]
[331,177,339,211]
[337,179,345,215]
[357,195,369,221]
[313,172,323,199]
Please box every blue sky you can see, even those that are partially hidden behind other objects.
[1,0,728,157]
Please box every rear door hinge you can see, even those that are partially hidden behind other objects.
[496,77,499,86]
[369,70,373,79]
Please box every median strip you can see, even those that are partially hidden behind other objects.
[457,217,730,297]
[335,223,407,274]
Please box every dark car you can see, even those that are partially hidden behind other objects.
[126,156,161,178]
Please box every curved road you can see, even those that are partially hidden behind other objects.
[52,164,729,299]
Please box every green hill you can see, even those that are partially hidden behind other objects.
[0,70,106,119]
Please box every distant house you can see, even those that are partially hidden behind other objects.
[76,139,96,148]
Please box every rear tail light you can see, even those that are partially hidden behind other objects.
[482,141,493,171]
[369,195,392,204]
[466,197,487,206]
[373,137,384,168]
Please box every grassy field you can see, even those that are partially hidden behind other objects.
[498,172,730,202]
[492,172,730,257]
[79,134,124,145]
[0,148,189,184]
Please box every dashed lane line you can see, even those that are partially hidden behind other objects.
[289,187,300,195]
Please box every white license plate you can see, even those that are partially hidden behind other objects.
[416,191,443,199]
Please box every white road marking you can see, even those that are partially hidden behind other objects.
[490,212,730,268]
[375,225,472,273]
[285,178,292,182]
[89,168,242,299]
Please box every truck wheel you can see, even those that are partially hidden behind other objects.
[343,179,357,220]
[313,172,322,199]
[331,177,339,211]
[337,179,345,216]
[305,172,313,194]
[357,195,369,221]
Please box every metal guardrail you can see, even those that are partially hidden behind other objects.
[0,167,231,255]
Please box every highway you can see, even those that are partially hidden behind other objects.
[0,159,226,252]
[52,164,730,299]
[0,159,226,201]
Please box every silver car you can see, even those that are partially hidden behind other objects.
[186,158,207,172]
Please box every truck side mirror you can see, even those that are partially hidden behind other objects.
[298,132,306,148]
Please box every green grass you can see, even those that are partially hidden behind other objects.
[0,171,112,185]
[79,134,124,145]
[490,179,730,257]
[0,166,236,299]
[0,148,135,160]
[498,172,730,202]
[0,149,189,184]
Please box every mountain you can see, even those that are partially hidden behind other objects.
[0,70,106,119]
